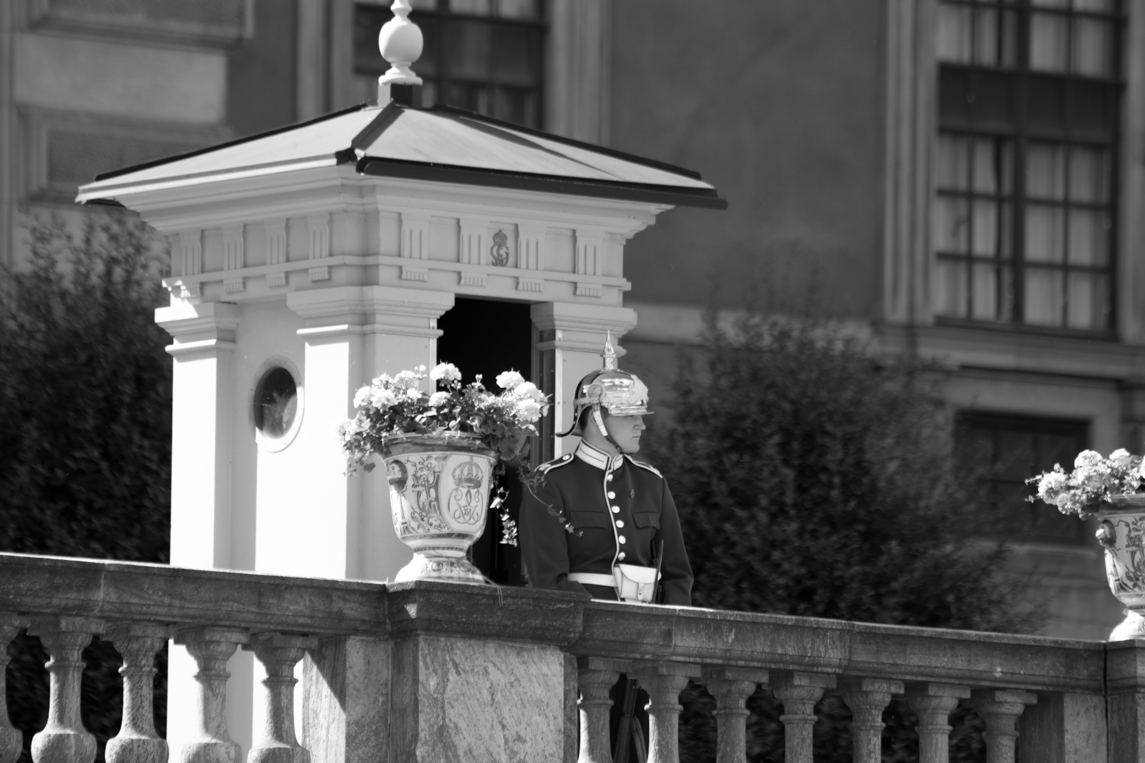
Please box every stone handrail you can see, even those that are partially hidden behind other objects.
[0,552,1136,763]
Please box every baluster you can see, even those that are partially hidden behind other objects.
[839,678,903,763]
[106,623,172,763]
[700,667,767,763]
[0,613,29,763]
[906,683,970,763]
[175,628,249,763]
[771,671,835,763]
[245,634,318,763]
[970,689,1036,763]
[632,663,700,763]
[576,657,628,763]
[28,616,106,763]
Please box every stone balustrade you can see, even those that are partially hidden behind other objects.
[0,552,1136,763]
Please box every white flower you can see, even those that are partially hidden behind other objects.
[405,387,422,402]
[496,370,526,390]
[512,381,544,402]
[428,391,451,407]
[1074,450,1103,469]
[430,363,462,383]
[1112,449,1132,461]
[514,398,543,423]
[353,385,371,408]
[392,370,419,389]
[370,388,398,408]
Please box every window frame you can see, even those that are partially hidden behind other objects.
[955,410,1091,545]
[933,0,1127,337]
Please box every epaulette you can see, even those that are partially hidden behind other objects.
[537,453,575,474]
[627,457,663,478]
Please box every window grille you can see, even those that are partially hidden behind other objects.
[935,0,1123,333]
[955,412,1089,543]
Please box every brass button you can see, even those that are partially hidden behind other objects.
[608,491,616,499]
[618,535,627,544]
[616,520,625,528]
[611,506,620,513]
[618,552,626,561]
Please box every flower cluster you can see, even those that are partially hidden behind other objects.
[1028,449,1145,519]
[339,363,553,544]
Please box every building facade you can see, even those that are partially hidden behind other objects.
[3,0,1139,639]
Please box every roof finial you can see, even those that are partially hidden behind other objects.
[601,331,619,371]
[377,0,423,103]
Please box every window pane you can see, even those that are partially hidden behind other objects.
[973,200,1009,256]
[973,138,1012,194]
[1069,147,1109,203]
[451,0,492,14]
[936,258,968,317]
[1031,0,1069,8]
[410,0,439,9]
[1068,209,1110,266]
[1067,273,1108,329]
[976,8,1018,67]
[972,263,1011,321]
[1030,13,1070,74]
[1024,268,1064,325]
[443,18,490,80]
[1026,205,1065,262]
[495,0,539,19]
[1027,144,1066,200]
[490,24,540,85]
[937,3,973,63]
[936,135,970,190]
[1074,19,1114,77]
[934,197,970,253]
[1074,0,1115,11]
[1067,81,1116,140]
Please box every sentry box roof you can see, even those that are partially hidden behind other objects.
[76,102,726,211]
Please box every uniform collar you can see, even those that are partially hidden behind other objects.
[575,440,625,471]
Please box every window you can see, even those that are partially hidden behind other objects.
[353,0,545,128]
[934,0,1123,333]
[955,412,1088,543]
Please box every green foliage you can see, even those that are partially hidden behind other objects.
[1,211,172,763]
[649,312,1024,629]
[0,211,172,562]
[644,310,1034,762]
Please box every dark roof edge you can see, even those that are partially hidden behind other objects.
[429,104,707,182]
[88,103,372,184]
[356,157,728,211]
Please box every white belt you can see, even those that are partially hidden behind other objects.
[568,572,617,588]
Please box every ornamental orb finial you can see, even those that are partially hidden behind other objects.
[377,0,424,97]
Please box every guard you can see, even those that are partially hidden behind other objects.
[519,335,693,606]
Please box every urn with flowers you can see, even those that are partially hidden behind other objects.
[340,363,549,583]
[1030,448,1145,639]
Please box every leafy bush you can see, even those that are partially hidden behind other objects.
[644,310,1034,762]
[0,211,171,562]
[1,211,172,763]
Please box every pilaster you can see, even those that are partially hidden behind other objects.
[531,302,637,457]
[286,285,455,584]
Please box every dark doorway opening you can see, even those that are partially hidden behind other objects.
[437,297,534,585]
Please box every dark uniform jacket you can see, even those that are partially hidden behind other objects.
[520,441,693,606]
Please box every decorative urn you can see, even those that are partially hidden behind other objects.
[1096,495,1145,639]
[382,433,496,584]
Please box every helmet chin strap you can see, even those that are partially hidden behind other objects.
[591,406,628,455]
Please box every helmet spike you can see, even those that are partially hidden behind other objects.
[601,331,618,371]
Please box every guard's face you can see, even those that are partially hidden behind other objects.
[604,413,645,454]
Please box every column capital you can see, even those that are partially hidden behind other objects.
[531,301,637,352]
[288,285,455,338]
[156,301,242,357]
